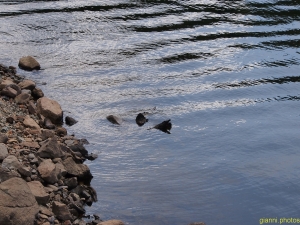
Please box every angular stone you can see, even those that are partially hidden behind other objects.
[15,93,31,104]
[64,177,78,189]
[97,220,125,225]
[2,155,21,170]
[28,101,37,114]
[18,166,31,177]
[65,116,78,126]
[38,159,58,184]
[27,181,50,205]
[23,115,40,130]
[55,162,67,178]
[0,143,8,162]
[22,141,40,149]
[1,86,18,98]
[52,201,72,221]
[0,167,21,182]
[18,79,36,90]
[18,56,41,71]
[0,177,39,225]
[36,137,65,159]
[41,129,55,141]
[62,157,92,181]
[37,97,63,124]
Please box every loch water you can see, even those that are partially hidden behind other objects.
[1,1,300,224]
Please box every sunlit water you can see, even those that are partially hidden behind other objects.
[1,1,300,224]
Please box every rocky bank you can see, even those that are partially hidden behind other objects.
[0,61,124,225]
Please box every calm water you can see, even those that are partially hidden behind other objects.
[1,1,300,224]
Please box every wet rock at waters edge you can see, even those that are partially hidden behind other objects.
[62,157,92,182]
[85,153,98,161]
[0,133,8,144]
[18,79,36,90]
[65,116,78,126]
[56,127,67,137]
[152,119,172,134]
[0,167,21,182]
[15,92,31,104]
[36,97,63,124]
[0,177,39,225]
[31,87,44,99]
[69,143,88,157]
[44,117,55,129]
[18,56,41,71]
[136,113,148,126]
[27,180,50,205]
[64,177,78,189]
[0,143,8,162]
[52,201,73,221]
[106,115,122,125]
[97,220,125,225]
[36,137,65,159]
[37,159,59,184]
[2,155,21,170]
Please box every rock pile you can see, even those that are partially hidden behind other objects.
[0,62,124,225]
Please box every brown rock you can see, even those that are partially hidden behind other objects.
[22,141,40,149]
[18,79,36,90]
[0,167,21,182]
[0,143,8,162]
[15,93,31,104]
[1,155,21,170]
[32,87,44,99]
[37,159,58,184]
[36,137,65,159]
[23,115,40,130]
[17,166,31,177]
[0,177,39,225]
[37,97,63,124]
[1,86,18,98]
[97,220,125,225]
[62,157,92,181]
[41,129,55,141]
[27,181,50,205]
[0,134,8,144]
[52,201,72,221]
[28,101,37,114]
[18,56,41,71]
[56,127,67,136]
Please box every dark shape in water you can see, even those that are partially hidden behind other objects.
[106,115,122,125]
[65,116,78,126]
[151,119,172,134]
[136,113,148,126]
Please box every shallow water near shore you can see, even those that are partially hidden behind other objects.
[1,1,300,224]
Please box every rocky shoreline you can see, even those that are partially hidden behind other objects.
[0,61,124,225]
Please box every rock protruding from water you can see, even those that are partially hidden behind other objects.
[136,113,148,126]
[0,177,39,225]
[18,56,41,71]
[37,97,63,124]
[106,115,122,125]
[66,116,78,126]
[152,119,172,134]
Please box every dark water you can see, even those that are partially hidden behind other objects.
[1,1,300,224]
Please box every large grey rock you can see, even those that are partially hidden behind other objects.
[36,137,65,159]
[2,155,21,170]
[18,56,41,71]
[0,143,8,162]
[97,220,125,225]
[52,201,72,221]
[36,97,63,124]
[27,181,50,205]
[62,157,92,181]
[37,159,58,184]
[0,177,39,225]
[18,79,36,90]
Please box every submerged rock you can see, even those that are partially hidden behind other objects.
[152,119,172,134]
[106,115,122,125]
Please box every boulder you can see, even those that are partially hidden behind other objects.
[18,56,41,71]
[37,97,63,124]
[52,201,72,221]
[15,93,31,104]
[0,143,8,162]
[36,137,65,159]
[18,79,36,90]
[23,115,40,130]
[97,220,125,225]
[27,181,50,205]
[32,87,44,99]
[0,177,39,225]
[2,155,21,170]
[37,159,58,184]
[62,157,92,181]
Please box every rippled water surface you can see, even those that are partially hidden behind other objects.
[1,1,300,224]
